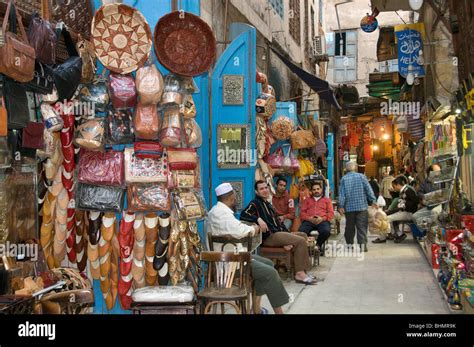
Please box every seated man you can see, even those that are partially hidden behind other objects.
[272,177,295,230]
[206,183,289,314]
[373,176,419,244]
[298,181,334,255]
[240,180,316,285]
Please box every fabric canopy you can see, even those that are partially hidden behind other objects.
[270,47,341,110]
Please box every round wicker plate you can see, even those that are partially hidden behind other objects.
[154,11,216,77]
[91,4,152,74]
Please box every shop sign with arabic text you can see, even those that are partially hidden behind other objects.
[394,23,426,78]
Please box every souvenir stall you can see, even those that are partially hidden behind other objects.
[0,0,214,314]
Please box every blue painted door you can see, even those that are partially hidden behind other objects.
[210,28,257,213]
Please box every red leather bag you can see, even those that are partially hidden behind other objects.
[22,122,44,149]
[134,141,163,159]
[108,74,137,109]
[77,150,124,187]
[167,148,197,170]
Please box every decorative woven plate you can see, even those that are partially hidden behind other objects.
[154,11,216,77]
[91,4,152,74]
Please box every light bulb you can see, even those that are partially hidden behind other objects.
[372,145,379,151]
[455,108,462,114]
[406,65,415,85]
[383,133,390,140]
[409,0,424,11]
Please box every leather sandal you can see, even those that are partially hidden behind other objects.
[295,277,317,285]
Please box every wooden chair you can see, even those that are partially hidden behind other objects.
[197,251,252,314]
[207,233,259,314]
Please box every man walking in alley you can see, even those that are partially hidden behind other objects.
[298,181,334,255]
[338,162,377,252]
[207,183,289,314]
[240,181,316,285]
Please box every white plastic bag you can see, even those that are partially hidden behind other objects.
[377,195,386,207]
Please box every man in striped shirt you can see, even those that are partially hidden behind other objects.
[338,162,378,252]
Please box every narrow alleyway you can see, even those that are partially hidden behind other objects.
[260,220,451,314]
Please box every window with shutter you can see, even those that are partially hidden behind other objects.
[333,30,357,82]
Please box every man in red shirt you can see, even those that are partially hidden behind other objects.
[298,181,334,254]
[272,177,296,230]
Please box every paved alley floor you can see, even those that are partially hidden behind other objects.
[260,223,451,314]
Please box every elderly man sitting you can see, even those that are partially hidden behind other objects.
[206,183,289,314]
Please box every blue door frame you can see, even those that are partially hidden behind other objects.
[210,27,257,213]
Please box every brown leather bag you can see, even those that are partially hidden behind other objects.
[27,12,56,65]
[0,0,36,83]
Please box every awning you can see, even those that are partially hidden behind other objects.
[370,0,412,11]
[270,47,341,110]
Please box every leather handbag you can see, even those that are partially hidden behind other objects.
[53,27,82,101]
[78,75,109,113]
[134,103,160,140]
[167,148,197,170]
[159,107,182,147]
[127,184,171,213]
[26,61,54,94]
[3,77,30,130]
[106,108,135,145]
[0,0,36,83]
[136,65,164,105]
[171,189,207,221]
[134,141,163,159]
[76,183,124,213]
[27,12,57,65]
[77,150,125,187]
[290,127,317,150]
[76,34,96,84]
[108,74,137,109]
[124,148,168,183]
[22,121,44,149]
[74,118,105,151]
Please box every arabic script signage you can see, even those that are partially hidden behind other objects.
[394,23,426,78]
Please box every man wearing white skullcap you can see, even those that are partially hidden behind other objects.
[206,183,289,314]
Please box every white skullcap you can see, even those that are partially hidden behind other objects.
[215,183,233,197]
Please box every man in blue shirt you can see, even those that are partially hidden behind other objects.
[338,162,378,252]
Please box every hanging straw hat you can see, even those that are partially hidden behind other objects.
[91,4,152,74]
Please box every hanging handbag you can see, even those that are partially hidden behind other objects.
[0,0,36,83]
[124,148,168,183]
[76,183,124,213]
[108,73,137,109]
[134,103,160,140]
[77,150,124,187]
[127,183,171,213]
[167,148,197,170]
[271,116,294,141]
[171,189,207,221]
[290,127,317,150]
[265,147,284,169]
[133,142,164,160]
[315,138,327,157]
[106,108,134,145]
[78,74,109,113]
[159,107,182,147]
[136,64,164,105]
[27,12,56,65]
[26,61,54,94]
[74,118,105,151]
[52,26,82,101]
[183,118,202,148]
[76,34,96,84]
[22,121,44,149]
[3,77,30,130]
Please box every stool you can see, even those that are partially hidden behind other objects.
[131,286,197,315]
[259,247,294,280]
